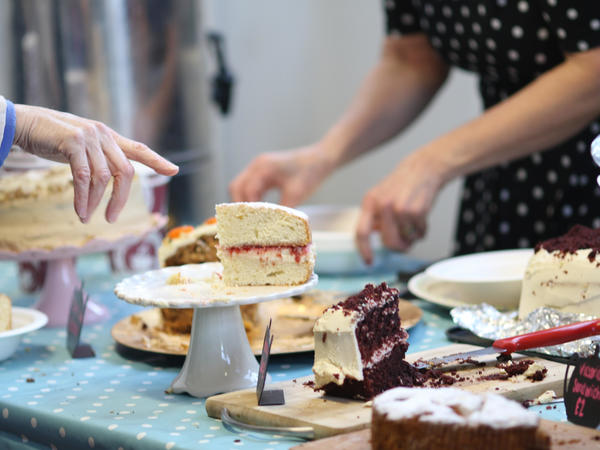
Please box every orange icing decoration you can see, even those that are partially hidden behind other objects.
[167,225,194,239]
[204,217,217,225]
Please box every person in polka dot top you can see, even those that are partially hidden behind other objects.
[230,1,600,263]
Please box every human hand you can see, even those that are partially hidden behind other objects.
[356,152,445,264]
[12,104,179,223]
[229,145,334,206]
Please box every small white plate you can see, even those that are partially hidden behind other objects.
[0,307,48,361]
[425,249,533,283]
[408,271,521,310]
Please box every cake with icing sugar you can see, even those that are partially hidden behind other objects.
[312,283,417,400]
[372,387,550,450]
[519,225,600,318]
[215,202,315,286]
[0,165,156,252]
[0,294,11,332]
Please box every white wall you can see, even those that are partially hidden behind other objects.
[206,0,481,261]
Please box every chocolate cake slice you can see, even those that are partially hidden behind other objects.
[312,283,418,400]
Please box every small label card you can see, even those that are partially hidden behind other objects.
[66,285,95,358]
[256,318,284,406]
[564,345,600,429]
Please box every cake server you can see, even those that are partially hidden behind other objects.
[414,318,600,369]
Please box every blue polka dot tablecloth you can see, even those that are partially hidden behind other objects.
[0,255,567,450]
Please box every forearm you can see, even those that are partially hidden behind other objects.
[319,34,449,169]
[425,48,600,184]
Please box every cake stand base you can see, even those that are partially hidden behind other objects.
[170,305,269,398]
[35,257,110,327]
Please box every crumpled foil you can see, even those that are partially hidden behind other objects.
[450,303,599,358]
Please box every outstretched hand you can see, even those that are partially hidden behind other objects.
[356,151,444,264]
[13,104,178,223]
[229,145,334,206]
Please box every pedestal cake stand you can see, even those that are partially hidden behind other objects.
[0,215,167,327]
[114,263,318,397]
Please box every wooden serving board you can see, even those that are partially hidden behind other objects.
[205,344,567,440]
[291,420,600,450]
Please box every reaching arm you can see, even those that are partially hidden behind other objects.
[356,47,600,262]
[229,33,450,205]
[318,33,450,167]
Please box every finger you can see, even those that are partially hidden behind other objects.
[112,132,178,176]
[67,149,91,223]
[85,135,113,221]
[280,182,306,207]
[97,128,134,223]
[356,200,376,265]
[379,206,407,251]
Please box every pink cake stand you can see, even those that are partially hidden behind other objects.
[0,214,167,327]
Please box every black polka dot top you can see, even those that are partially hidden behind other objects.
[385,0,600,255]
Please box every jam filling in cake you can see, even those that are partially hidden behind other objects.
[215,202,315,286]
[312,283,418,400]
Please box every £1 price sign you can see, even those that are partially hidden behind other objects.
[564,345,600,429]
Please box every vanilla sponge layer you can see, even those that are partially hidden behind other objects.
[215,202,311,247]
[216,245,315,286]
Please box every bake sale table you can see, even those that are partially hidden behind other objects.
[0,255,568,450]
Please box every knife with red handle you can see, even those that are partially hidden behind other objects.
[414,318,600,369]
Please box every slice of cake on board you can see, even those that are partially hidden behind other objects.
[215,202,315,286]
[312,283,418,400]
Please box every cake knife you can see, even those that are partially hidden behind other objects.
[414,318,600,369]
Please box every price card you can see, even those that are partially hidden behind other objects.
[66,285,95,358]
[256,318,284,406]
[564,345,600,429]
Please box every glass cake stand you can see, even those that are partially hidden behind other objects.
[114,263,318,397]
[0,214,167,327]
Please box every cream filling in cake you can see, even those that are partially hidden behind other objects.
[519,248,600,318]
[374,387,539,429]
[313,308,363,386]
[158,223,217,266]
[216,244,315,286]
[0,166,156,252]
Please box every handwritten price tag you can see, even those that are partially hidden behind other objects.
[564,345,600,429]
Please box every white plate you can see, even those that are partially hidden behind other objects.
[299,204,424,275]
[425,249,533,283]
[0,307,48,361]
[114,262,319,308]
[408,271,521,310]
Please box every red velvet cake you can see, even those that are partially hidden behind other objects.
[312,283,418,400]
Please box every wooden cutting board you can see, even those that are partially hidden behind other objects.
[205,344,567,440]
[291,420,600,450]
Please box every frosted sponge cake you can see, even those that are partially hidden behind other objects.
[215,202,315,286]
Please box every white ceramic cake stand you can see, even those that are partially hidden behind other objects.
[0,215,166,327]
[114,263,318,397]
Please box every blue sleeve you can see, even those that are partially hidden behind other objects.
[0,97,16,167]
